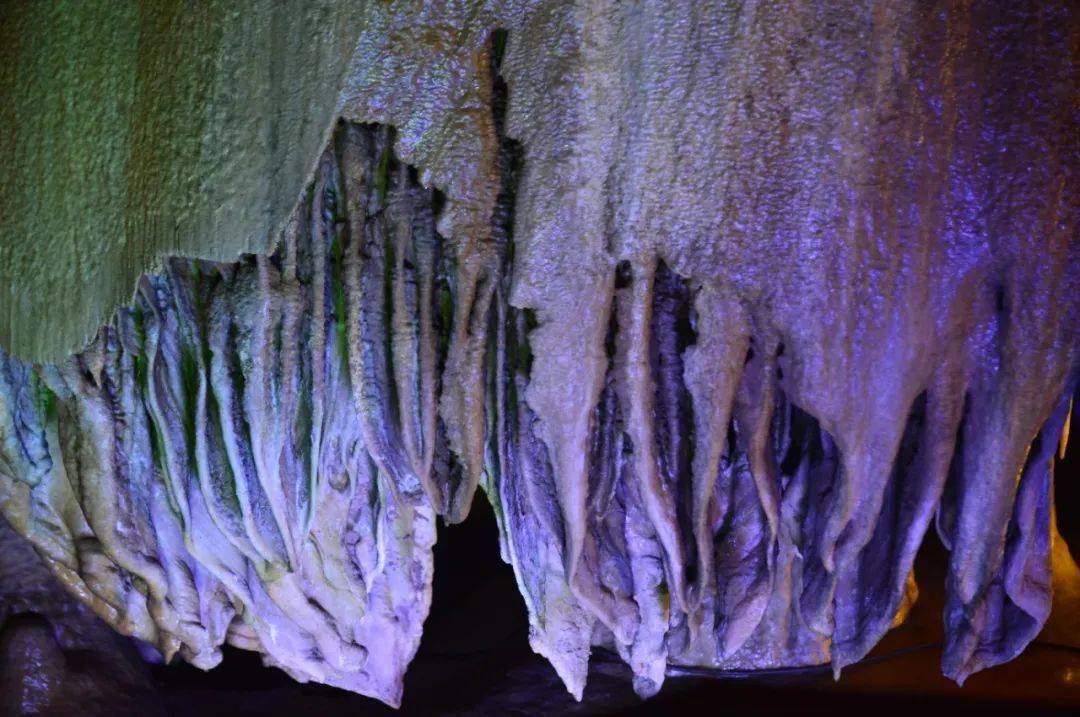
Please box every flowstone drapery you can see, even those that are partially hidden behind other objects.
[1,125,442,706]
[1,0,1078,709]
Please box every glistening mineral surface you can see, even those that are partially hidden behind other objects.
[1,0,1078,709]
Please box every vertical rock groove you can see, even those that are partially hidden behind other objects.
[1,124,445,706]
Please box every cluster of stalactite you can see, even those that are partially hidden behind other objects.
[1,116,1077,707]
[0,124,449,707]
[2,1,1079,709]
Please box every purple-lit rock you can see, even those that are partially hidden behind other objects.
[1,0,1078,709]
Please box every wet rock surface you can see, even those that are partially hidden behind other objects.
[1,0,1078,710]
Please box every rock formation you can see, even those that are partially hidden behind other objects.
[1,0,1077,708]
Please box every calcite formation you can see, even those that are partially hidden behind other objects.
[1,0,1078,709]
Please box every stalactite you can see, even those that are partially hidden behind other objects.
[0,124,444,706]
[2,0,1079,710]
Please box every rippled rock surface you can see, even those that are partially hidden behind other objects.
[1,0,1078,708]
[1,125,443,706]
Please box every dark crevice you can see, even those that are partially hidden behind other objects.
[588,298,621,514]
[994,283,1007,316]
[1055,385,1080,551]
[852,390,928,630]
[650,261,697,582]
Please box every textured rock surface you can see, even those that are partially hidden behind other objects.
[1,125,440,706]
[1,0,1079,709]
[0,0,512,362]
[0,516,164,715]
